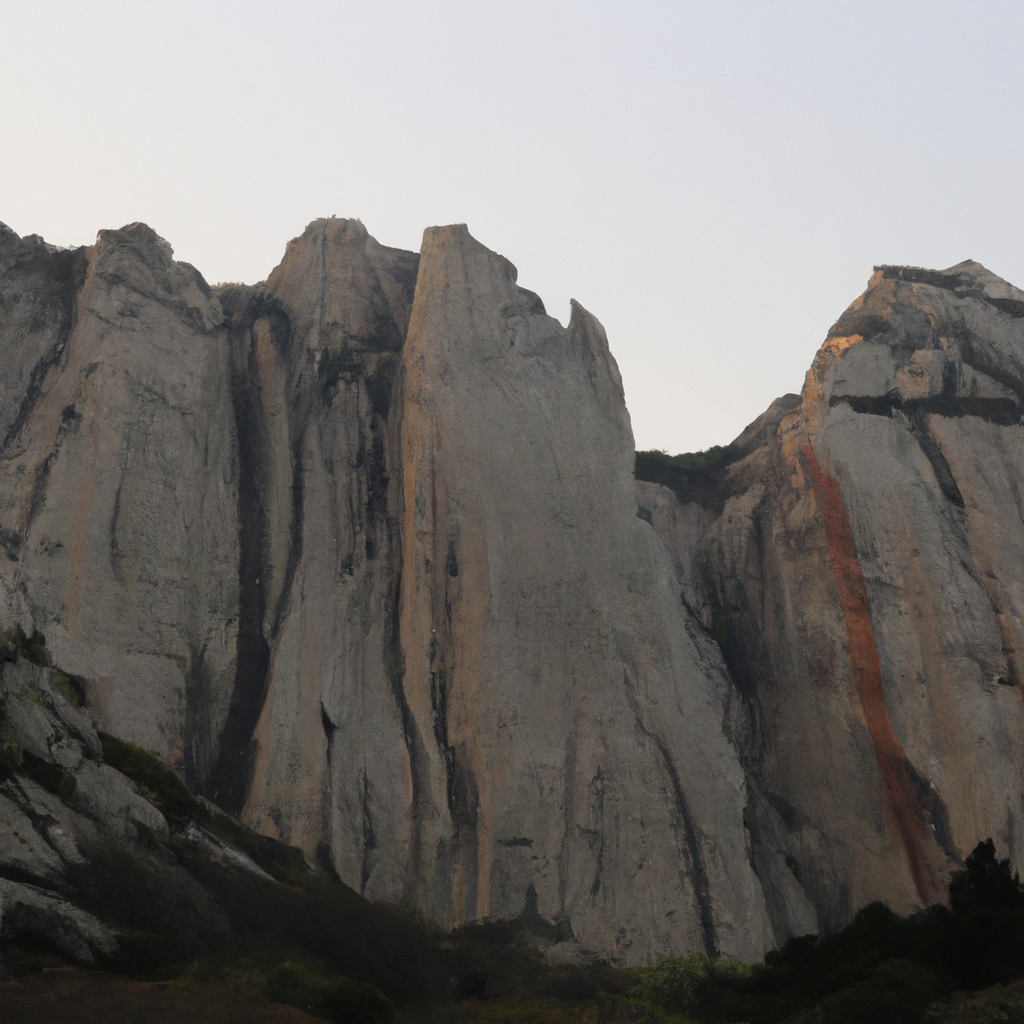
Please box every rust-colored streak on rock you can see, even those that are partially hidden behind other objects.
[800,442,941,905]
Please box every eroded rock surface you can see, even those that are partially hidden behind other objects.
[640,261,1024,933]
[0,217,782,964]
[7,215,1024,965]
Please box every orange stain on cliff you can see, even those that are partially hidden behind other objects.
[800,442,943,906]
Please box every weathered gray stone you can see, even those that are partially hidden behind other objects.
[0,878,119,963]
[381,224,773,962]
[644,260,1024,932]
[0,218,783,963]
[9,216,1024,963]
[0,223,239,777]
[72,761,169,842]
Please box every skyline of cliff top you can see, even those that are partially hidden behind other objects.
[5,1,1024,454]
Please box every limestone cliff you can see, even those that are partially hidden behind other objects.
[639,260,1024,935]
[0,218,777,964]
[6,215,1024,965]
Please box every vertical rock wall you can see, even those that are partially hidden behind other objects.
[10,216,1024,963]
[0,217,779,964]
[643,261,1024,933]
[392,225,772,960]
[0,223,238,773]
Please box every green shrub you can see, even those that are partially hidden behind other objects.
[809,958,943,1024]
[8,625,51,666]
[98,731,311,886]
[49,668,87,709]
[99,732,198,819]
[198,957,393,1023]
[636,953,714,1016]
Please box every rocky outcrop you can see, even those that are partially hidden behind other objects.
[0,645,229,964]
[0,218,779,964]
[0,634,462,999]
[640,260,1024,934]
[386,225,771,960]
[6,214,1024,966]
[0,221,238,774]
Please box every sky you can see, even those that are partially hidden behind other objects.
[4,0,1024,454]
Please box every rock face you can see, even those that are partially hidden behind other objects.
[0,218,777,964]
[0,222,237,771]
[639,261,1024,935]
[387,226,770,959]
[0,647,224,965]
[4,216,1024,965]
[0,633,460,994]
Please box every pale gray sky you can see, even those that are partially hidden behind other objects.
[4,0,1023,453]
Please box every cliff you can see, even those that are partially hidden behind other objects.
[2,217,1023,967]
[0,218,773,965]
[638,259,1024,935]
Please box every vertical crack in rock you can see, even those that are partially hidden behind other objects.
[977,571,1023,690]
[652,733,718,958]
[358,766,378,894]
[208,320,273,813]
[385,566,427,898]
[800,442,948,903]
[429,658,456,812]
[906,409,965,508]
[107,438,131,573]
[623,677,717,957]
[589,766,606,898]
[183,641,212,790]
[271,429,305,637]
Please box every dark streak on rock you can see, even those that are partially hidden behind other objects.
[24,401,84,536]
[590,766,605,898]
[359,767,378,894]
[364,432,388,560]
[832,393,1020,427]
[879,266,1024,318]
[445,540,459,578]
[906,409,965,507]
[271,430,305,637]
[651,734,718,958]
[319,701,337,736]
[182,642,212,791]
[385,565,426,899]
[516,884,573,944]
[905,759,961,866]
[0,864,65,895]
[1,247,88,454]
[207,315,273,814]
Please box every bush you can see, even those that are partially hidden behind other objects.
[99,732,197,818]
[200,957,393,1023]
[98,731,311,886]
[630,841,1024,1024]
[49,668,87,709]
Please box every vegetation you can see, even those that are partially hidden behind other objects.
[1,624,52,666]
[98,731,311,887]
[190,957,393,1023]
[6,632,1024,1024]
[634,446,748,505]
[624,839,1024,1024]
[50,667,88,708]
